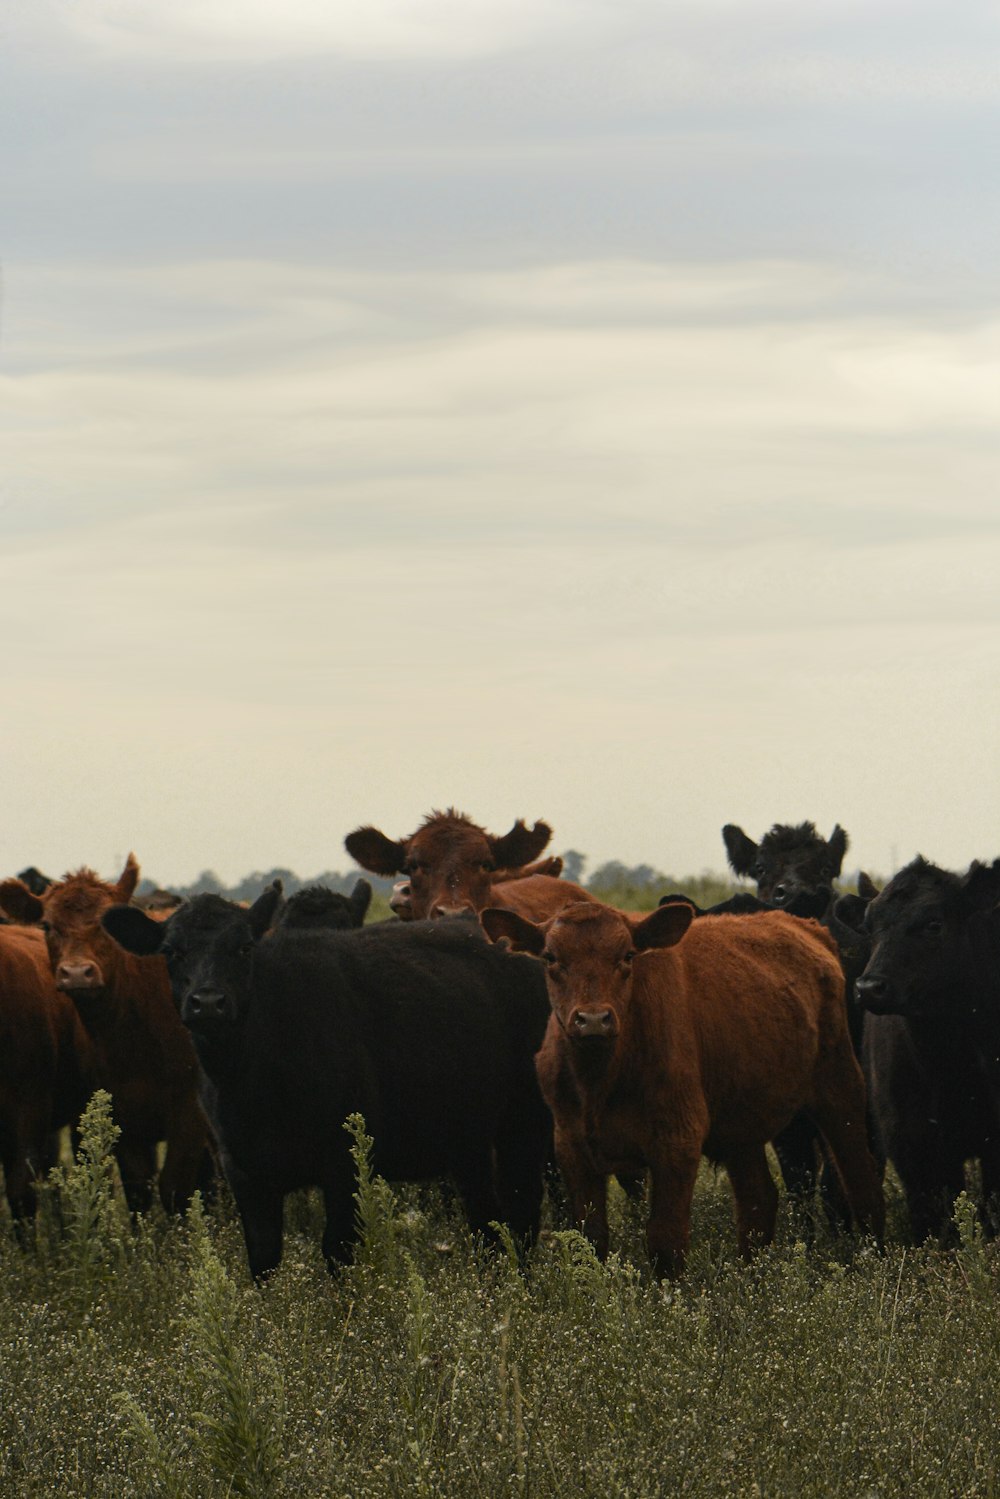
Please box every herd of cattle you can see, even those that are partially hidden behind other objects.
[0,809,997,1281]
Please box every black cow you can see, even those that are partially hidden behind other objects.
[722,821,848,910]
[275,879,372,932]
[835,856,1000,1242]
[102,889,551,1279]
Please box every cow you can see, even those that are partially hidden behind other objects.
[722,821,849,911]
[0,924,94,1222]
[481,899,884,1277]
[346,810,593,923]
[835,856,1000,1242]
[387,855,566,922]
[102,888,552,1280]
[275,879,372,932]
[0,856,213,1215]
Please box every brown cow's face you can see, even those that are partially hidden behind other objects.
[1,856,141,1011]
[345,809,552,921]
[481,900,694,1058]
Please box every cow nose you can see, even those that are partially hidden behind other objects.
[771,884,791,906]
[56,960,101,990]
[855,975,891,1010]
[431,904,476,920]
[187,988,229,1021]
[571,1008,615,1038]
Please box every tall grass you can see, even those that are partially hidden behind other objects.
[1,1115,1000,1496]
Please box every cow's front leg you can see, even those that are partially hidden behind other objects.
[555,1128,609,1259]
[647,1149,701,1278]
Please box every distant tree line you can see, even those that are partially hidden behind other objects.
[139,851,739,913]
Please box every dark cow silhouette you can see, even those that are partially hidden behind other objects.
[717,822,875,1220]
[275,879,372,932]
[0,857,213,1215]
[482,899,883,1277]
[0,924,94,1222]
[836,856,1000,1241]
[346,809,592,922]
[103,888,552,1280]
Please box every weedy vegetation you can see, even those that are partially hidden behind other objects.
[2,1096,1000,1496]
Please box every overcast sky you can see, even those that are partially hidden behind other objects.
[2,0,998,888]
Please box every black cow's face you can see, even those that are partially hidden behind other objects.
[852,858,1000,1018]
[103,884,282,1042]
[722,821,847,910]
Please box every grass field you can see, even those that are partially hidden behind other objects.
[2,1096,999,1498]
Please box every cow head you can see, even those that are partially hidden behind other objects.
[103,883,282,1051]
[481,899,694,1068]
[275,879,371,932]
[837,857,1000,1017]
[0,855,143,1018]
[722,821,848,911]
[345,808,552,920]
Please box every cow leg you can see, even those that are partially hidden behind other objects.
[229,1168,284,1281]
[646,1150,701,1278]
[1,1105,51,1224]
[771,1114,819,1203]
[725,1145,779,1259]
[157,1104,211,1216]
[809,1055,886,1244]
[320,1185,356,1272]
[555,1131,609,1260]
[493,1133,545,1248]
[114,1136,157,1215]
[452,1146,504,1243]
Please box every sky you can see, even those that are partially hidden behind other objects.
[2,0,999,888]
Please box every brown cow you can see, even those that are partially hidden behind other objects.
[0,924,94,1221]
[346,809,594,922]
[0,856,212,1215]
[388,854,567,921]
[481,899,884,1277]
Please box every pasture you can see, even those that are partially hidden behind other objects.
[2,1095,1000,1498]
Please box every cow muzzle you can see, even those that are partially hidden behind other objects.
[855,974,897,1014]
[56,960,103,991]
[570,1007,618,1039]
[184,988,234,1026]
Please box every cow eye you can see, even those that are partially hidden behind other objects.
[541,950,557,966]
[481,861,496,873]
[924,919,943,936]
[40,920,51,934]
[622,950,636,964]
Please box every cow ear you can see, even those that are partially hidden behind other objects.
[833,892,870,933]
[722,824,758,877]
[658,892,702,914]
[249,880,283,940]
[827,825,848,876]
[857,871,881,900]
[960,859,1000,912]
[350,878,372,924]
[480,907,546,955]
[0,878,45,924]
[631,901,694,951]
[488,819,552,871]
[115,852,141,904]
[344,826,408,876]
[102,904,166,956]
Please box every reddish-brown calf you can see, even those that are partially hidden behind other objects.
[482,900,884,1277]
[0,924,94,1221]
[346,809,594,922]
[0,856,212,1214]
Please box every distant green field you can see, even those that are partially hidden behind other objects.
[2,1097,999,1498]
